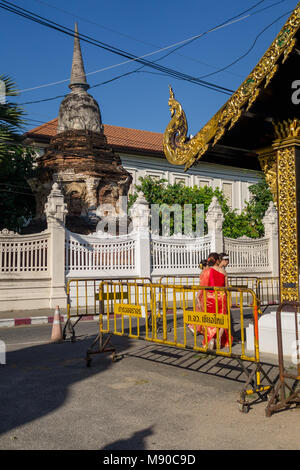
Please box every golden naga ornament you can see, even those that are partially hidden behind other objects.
[163,86,221,171]
[163,4,300,170]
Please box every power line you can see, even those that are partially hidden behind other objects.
[30,0,269,78]
[18,6,295,108]
[0,0,234,95]
[197,6,293,79]
[12,2,294,106]
[0,189,35,197]
[0,0,266,96]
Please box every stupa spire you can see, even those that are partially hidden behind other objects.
[69,22,89,91]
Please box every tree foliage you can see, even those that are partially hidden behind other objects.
[128,176,273,238]
[0,74,24,162]
[0,75,35,232]
[0,146,36,232]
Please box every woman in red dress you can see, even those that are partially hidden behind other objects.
[189,253,232,349]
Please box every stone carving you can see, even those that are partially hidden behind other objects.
[44,183,68,223]
[58,92,102,134]
[0,228,20,236]
[129,192,150,231]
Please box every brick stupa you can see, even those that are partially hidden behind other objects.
[28,23,131,234]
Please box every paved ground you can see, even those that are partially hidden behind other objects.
[0,321,299,450]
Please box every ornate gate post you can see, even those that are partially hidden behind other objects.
[45,183,68,308]
[273,120,300,302]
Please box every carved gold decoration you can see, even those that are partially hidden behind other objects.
[277,146,299,302]
[274,119,300,139]
[258,151,278,205]
[246,88,260,112]
[163,4,300,170]
[163,86,221,170]
[282,38,297,63]
[265,65,278,88]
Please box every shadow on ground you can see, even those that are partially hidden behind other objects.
[0,333,130,436]
[100,426,154,450]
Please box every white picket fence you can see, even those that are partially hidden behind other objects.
[0,229,49,275]
[65,232,137,277]
[224,237,270,272]
[0,186,279,311]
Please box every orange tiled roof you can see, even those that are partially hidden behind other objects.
[25,118,164,154]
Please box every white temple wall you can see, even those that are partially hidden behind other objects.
[0,187,279,312]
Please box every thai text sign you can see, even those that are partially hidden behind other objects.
[184,311,228,329]
[98,291,128,301]
[114,303,142,317]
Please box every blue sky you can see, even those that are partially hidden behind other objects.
[1,0,298,134]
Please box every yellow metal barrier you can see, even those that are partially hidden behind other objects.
[158,275,260,314]
[159,275,280,315]
[256,277,280,309]
[159,275,200,286]
[64,277,151,341]
[86,281,274,412]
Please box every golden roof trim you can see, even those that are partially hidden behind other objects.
[163,4,300,171]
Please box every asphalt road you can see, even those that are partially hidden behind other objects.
[0,320,299,450]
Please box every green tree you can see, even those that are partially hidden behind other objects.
[0,146,36,232]
[243,179,273,237]
[129,176,273,238]
[0,74,24,162]
[129,176,230,235]
[0,75,35,231]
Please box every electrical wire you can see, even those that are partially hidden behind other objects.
[13,2,294,106]
[0,0,237,96]
[30,0,271,73]
[0,0,278,97]
[0,189,35,197]
[197,7,293,79]
[30,0,265,51]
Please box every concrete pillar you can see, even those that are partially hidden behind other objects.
[262,201,279,277]
[45,183,68,309]
[129,193,151,278]
[206,196,224,253]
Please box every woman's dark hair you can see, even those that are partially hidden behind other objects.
[199,259,207,269]
[207,252,220,267]
[219,252,229,260]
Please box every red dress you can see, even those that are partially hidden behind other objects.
[191,267,232,348]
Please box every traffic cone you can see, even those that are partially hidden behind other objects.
[51,306,63,343]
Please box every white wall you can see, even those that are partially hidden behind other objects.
[120,153,261,213]
[32,144,261,213]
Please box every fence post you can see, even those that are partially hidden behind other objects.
[45,183,68,309]
[206,196,224,253]
[130,193,151,278]
[262,201,279,277]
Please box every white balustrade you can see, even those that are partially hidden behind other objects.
[0,229,49,275]
[65,231,136,277]
[151,235,212,275]
[224,236,270,273]
[0,191,279,311]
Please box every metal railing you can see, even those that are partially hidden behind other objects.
[265,301,300,417]
[86,281,274,411]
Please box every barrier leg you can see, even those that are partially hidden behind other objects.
[62,318,76,342]
[265,379,300,417]
[85,332,118,367]
[237,360,274,413]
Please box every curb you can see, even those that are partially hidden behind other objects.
[0,314,99,328]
